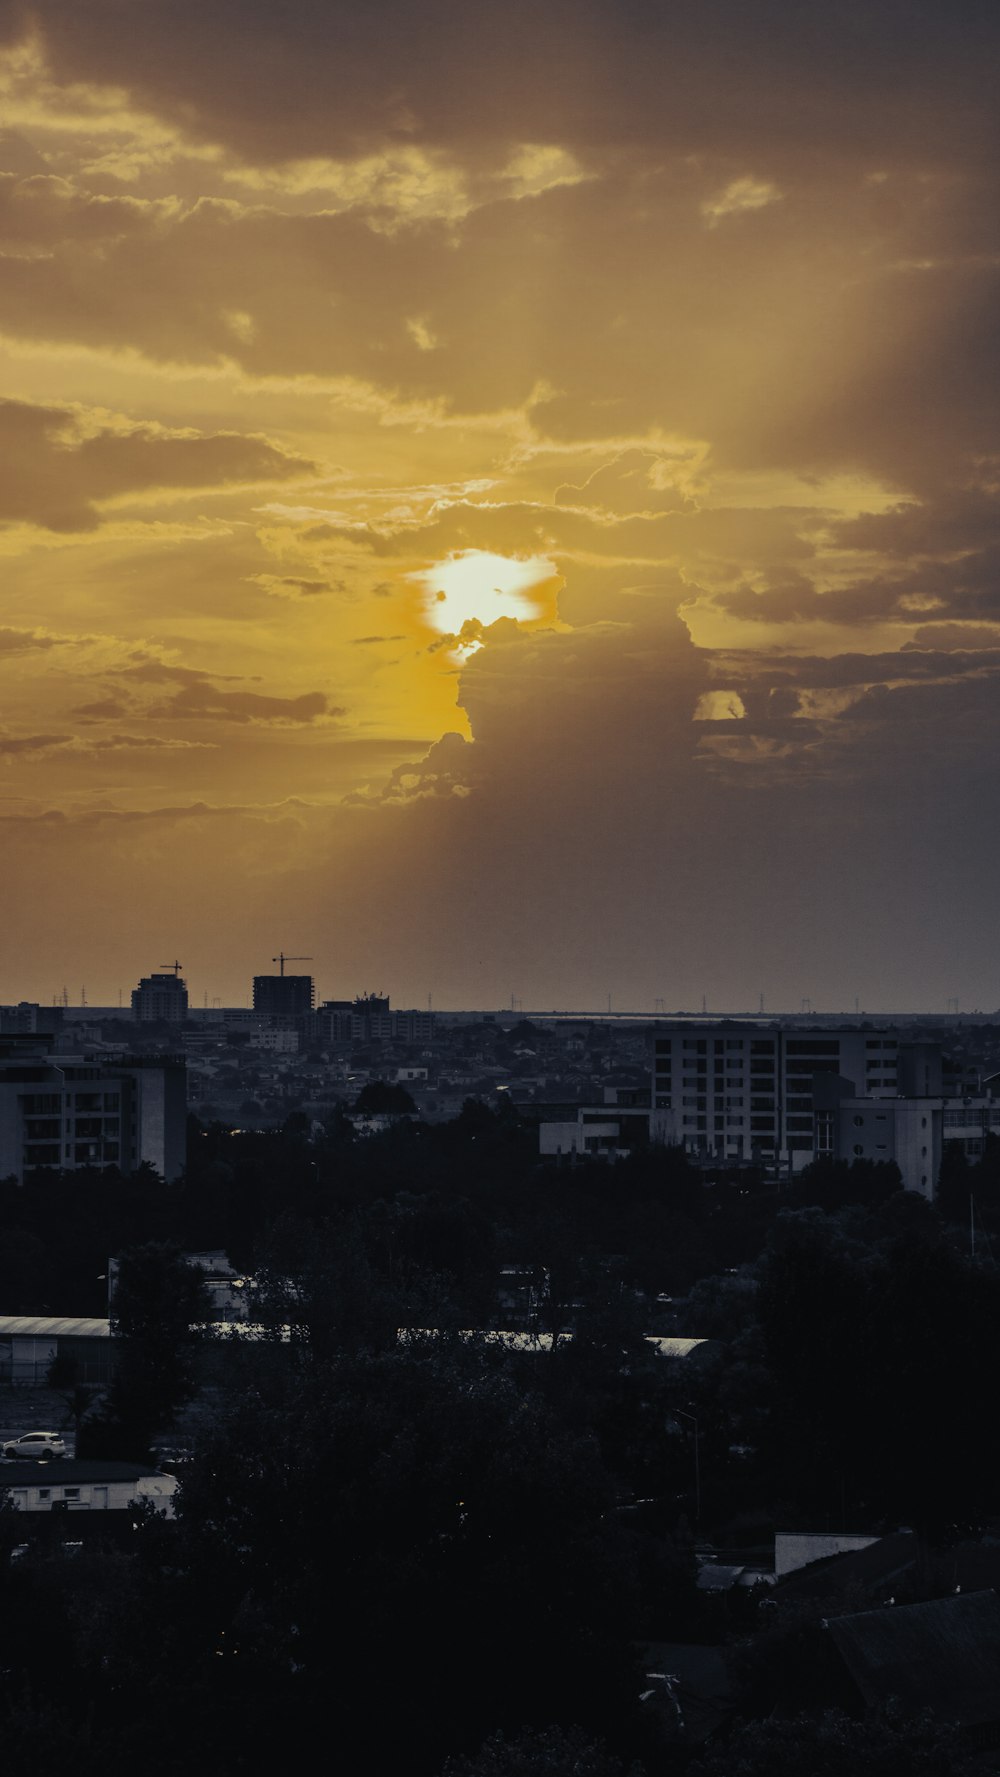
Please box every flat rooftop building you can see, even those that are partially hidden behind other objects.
[0,1042,186,1184]
[132,970,188,1023]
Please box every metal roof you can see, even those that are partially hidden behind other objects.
[0,1315,110,1338]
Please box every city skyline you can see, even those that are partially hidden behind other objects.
[0,3,997,1011]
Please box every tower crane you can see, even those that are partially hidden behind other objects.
[160,960,184,976]
[272,952,312,976]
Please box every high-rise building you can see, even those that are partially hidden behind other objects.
[252,974,314,1021]
[0,1040,187,1182]
[132,970,189,1023]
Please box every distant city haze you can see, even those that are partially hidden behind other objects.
[0,5,996,1015]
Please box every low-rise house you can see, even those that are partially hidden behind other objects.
[826,1590,1000,1743]
[3,1459,178,1528]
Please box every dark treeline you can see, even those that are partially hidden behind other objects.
[2,1108,1000,1772]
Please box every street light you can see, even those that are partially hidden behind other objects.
[670,1405,701,1531]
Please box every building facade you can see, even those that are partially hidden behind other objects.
[651,1021,952,1172]
[826,1091,1000,1198]
[252,974,315,1021]
[131,971,189,1023]
[0,1045,187,1184]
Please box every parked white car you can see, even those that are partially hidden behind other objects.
[2,1431,67,1461]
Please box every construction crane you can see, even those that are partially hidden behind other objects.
[160,960,184,976]
[272,952,312,976]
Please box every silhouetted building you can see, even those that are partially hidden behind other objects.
[0,1046,187,1183]
[252,974,314,1021]
[132,971,188,1023]
[0,1002,63,1036]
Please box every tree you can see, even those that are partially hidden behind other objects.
[689,1708,976,1777]
[354,1079,417,1116]
[78,1242,211,1459]
[169,1341,646,1773]
[442,1725,634,1777]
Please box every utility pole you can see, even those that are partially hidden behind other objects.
[672,1407,701,1531]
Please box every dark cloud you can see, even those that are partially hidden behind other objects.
[148,685,335,724]
[19,2,999,171]
[0,626,66,653]
[904,623,1000,652]
[0,398,315,531]
[73,696,132,720]
[0,733,68,755]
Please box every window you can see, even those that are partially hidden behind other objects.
[853,1144,864,1156]
[787,1041,839,1056]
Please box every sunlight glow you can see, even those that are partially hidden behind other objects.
[413,550,557,648]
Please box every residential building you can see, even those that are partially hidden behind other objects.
[132,970,189,1023]
[3,1460,178,1526]
[314,995,433,1045]
[252,972,314,1021]
[0,1002,63,1036]
[0,1042,187,1183]
[249,1028,299,1053]
[824,1088,1000,1198]
[650,1021,948,1171]
[539,1086,654,1159]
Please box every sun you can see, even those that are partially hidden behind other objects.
[413,549,558,651]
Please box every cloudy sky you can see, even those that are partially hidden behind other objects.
[0,1,997,1012]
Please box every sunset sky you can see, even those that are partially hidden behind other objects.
[0,1,997,1012]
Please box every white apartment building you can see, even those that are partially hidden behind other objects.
[651,1022,945,1172]
[823,1093,1000,1198]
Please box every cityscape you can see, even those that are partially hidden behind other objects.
[1,0,999,1770]
[3,964,1000,1768]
